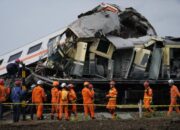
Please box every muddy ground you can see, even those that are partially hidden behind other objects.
[1,116,180,130]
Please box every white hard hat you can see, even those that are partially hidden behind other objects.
[37,80,43,85]
[168,79,174,84]
[61,83,66,88]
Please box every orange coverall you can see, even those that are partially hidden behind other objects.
[57,90,62,119]
[0,85,6,103]
[32,85,46,119]
[68,88,77,118]
[167,85,180,115]
[143,87,153,112]
[82,87,94,118]
[106,87,117,110]
[59,88,69,120]
[51,87,59,118]
[106,87,117,118]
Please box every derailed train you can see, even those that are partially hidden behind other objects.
[1,3,180,105]
[45,3,180,83]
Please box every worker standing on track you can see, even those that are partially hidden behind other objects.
[57,84,62,120]
[11,80,26,122]
[167,79,180,116]
[89,84,95,118]
[32,80,46,120]
[82,81,95,119]
[59,83,69,120]
[51,81,59,120]
[143,80,154,114]
[106,80,118,119]
[68,83,77,119]
[0,79,6,120]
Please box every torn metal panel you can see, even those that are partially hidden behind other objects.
[149,48,163,80]
[106,36,134,49]
[68,11,120,38]
[107,35,153,49]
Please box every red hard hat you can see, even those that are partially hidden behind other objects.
[15,80,21,86]
[0,79,4,85]
[15,59,21,63]
[89,84,93,89]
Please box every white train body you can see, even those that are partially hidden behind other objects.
[0,28,65,76]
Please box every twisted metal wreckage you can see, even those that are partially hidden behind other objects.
[33,3,180,85]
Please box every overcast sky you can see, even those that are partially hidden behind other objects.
[0,0,180,55]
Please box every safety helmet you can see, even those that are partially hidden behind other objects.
[15,59,21,63]
[144,80,149,87]
[61,83,66,88]
[84,81,89,86]
[15,80,21,86]
[53,81,59,87]
[89,84,93,89]
[37,80,43,85]
[0,79,4,85]
[109,80,115,85]
[168,79,174,84]
[68,84,74,88]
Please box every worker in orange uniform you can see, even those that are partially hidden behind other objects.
[32,80,46,120]
[89,84,95,113]
[57,84,62,120]
[0,79,6,120]
[167,79,180,116]
[82,82,95,119]
[143,80,154,114]
[59,83,69,120]
[106,80,118,119]
[68,84,77,119]
[51,81,59,120]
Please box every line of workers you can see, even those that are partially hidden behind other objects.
[0,79,180,122]
[31,80,117,121]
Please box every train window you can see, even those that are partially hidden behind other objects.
[97,40,110,53]
[0,59,3,65]
[27,43,42,54]
[48,36,57,46]
[48,36,58,57]
[141,53,149,66]
[8,51,22,62]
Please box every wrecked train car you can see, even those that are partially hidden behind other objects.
[45,3,163,82]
